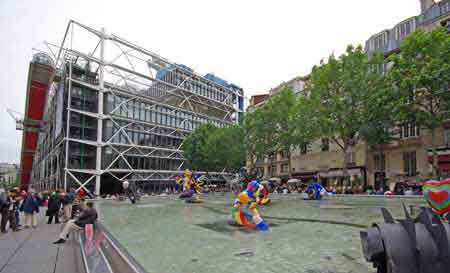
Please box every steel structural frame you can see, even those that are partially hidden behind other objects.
[29,20,241,194]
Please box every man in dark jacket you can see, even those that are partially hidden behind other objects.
[47,191,61,224]
[7,190,20,232]
[53,201,97,244]
[21,189,39,228]
[0,188,11,233]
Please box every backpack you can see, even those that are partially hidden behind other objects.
[63,193,74,205]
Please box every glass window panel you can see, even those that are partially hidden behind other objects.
[144,106,148,122]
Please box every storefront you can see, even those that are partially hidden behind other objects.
[317,166,367,192]
[291,171,317,183]
[427,147,450,177]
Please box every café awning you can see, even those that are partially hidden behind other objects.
[287,178,301,184]
[319,168,363,178]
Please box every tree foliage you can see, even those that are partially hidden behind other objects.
[182,123,245,172]
[388,27,450,177]
[244,89,314,175]
[305,45,393,178]
[185,28,450,180]
[243,104,274,164]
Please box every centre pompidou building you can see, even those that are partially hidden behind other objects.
[22,20,244,195]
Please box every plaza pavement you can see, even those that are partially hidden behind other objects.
[0,213,85,273]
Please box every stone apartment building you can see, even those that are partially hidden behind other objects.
[247,0,450,191]
[247,76,308,179]
[364,0,450,190]
[247,94,270,113]
[0,163,19,187]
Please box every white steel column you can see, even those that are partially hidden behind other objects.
[95,27,105,196]
[64,61,73,192]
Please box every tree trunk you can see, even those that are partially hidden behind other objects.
[248,153,255,171]
[343,141,349,191]
[287,149,292,178]
[431,127,439,179]
[364,141,369,190]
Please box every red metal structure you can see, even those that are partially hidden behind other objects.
[19,53,55,188]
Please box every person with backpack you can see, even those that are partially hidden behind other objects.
[62,188,75,222]
[21,189,40,228]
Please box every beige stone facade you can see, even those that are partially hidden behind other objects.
[291,140,367,187]
[249,126,450,192]
[367,126,450,190]
[247,0,450,190]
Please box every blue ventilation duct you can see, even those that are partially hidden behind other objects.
[204,73,229,88]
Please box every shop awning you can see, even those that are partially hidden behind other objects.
[319,168,363,178]
[287,178,301,184]
[291,172,317,180]
[427,154,450,163]
[427,153,450,172]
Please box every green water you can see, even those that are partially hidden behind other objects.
[99,194,425,273]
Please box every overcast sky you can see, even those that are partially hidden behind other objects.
[0,0,423,163]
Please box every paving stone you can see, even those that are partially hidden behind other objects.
[0,212,83,273]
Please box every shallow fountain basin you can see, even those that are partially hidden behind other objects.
[99,194,425,273]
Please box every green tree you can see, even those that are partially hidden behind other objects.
[306,45,391,184]
[207,125,246,172]
[244,89,306,176]
[388,27,450,178]
[266,89,310,176]
[182,123,218,171]
[243,104,276,169]
[182,123,245,172]
[292,93,319,156]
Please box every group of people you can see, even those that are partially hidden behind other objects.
[46,188,77,224]
[0,186,98,245]
[0,188,42,233]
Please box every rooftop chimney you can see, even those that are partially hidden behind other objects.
[420,0,436,12]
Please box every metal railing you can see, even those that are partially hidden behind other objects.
[78,222,148,273]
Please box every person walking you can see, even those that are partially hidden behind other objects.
[46,190,61,224]
[7,189,20,232]
[0,188,11,233]
[62,188,75,222]
[21,189,40,228]
[53,201,98,244]
[13,187,22,228]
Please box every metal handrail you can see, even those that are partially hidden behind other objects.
[78,222,148,273]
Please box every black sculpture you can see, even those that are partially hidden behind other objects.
[360,205,450,273]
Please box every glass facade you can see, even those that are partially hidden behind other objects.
[104,93,226,130]
[28,23,243,194]
[153,67,233,105]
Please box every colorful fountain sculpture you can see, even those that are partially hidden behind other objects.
[176,169,204,203]
[423,179,450,215]
[360,179,450,273]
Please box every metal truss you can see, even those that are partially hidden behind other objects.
[28,20,242,195]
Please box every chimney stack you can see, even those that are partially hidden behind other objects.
[420,0,436,12]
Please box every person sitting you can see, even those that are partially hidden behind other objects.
[53,201,97,244]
